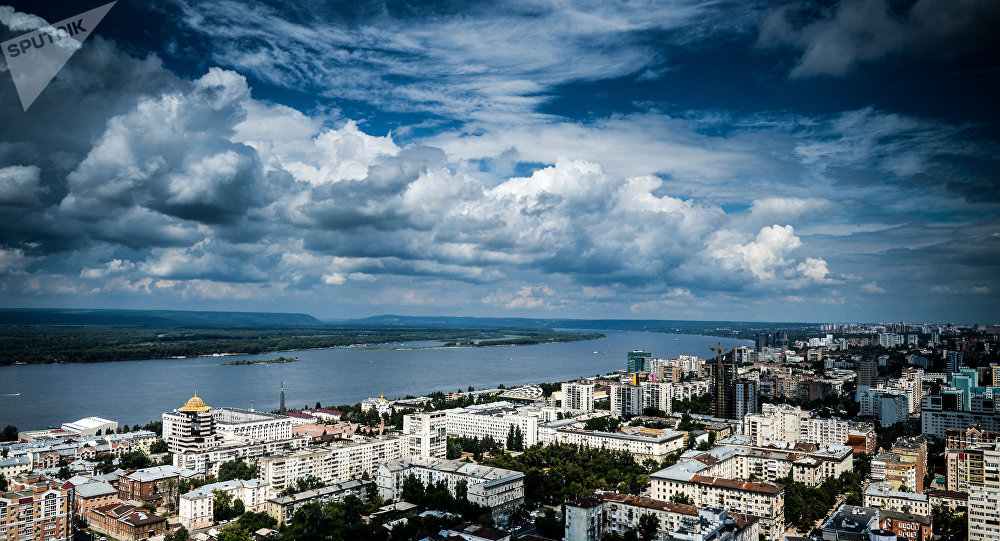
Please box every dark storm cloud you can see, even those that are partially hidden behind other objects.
[758,0,1000,78]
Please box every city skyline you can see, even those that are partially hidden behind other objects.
[0,0,998,322]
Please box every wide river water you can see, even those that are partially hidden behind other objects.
[0,330,749,430]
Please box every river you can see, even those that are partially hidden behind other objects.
[0,330,749,430]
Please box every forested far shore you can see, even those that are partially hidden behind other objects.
[0,325,604,365]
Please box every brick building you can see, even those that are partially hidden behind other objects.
[0,473,72,541]
[879,509,932,541]
[89,503,168,541]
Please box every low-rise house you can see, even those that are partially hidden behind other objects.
[117,465,201,504]
[878,508,932,541]
[72,480,119,520]
[89,503,168,541]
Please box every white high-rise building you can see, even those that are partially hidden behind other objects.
[163,394,224,455]
[402,411,447,459]
[969,443,1000,541]
[562,383,596,412]
[640,381,673,415]
[610,384,643,418]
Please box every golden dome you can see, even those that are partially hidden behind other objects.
[178,394,210,412]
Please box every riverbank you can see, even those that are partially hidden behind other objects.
[0,326,602,365]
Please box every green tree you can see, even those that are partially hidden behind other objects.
[218,460,257,481]
[506,425,516,450]
[638,513,659,541]
[213,490,235,522]
[149,439,169,454]
[215,524,251,541]
[1,473,9,491]
[119,450,152,470]
[277,477,325,497]
[535,509,563,539]
[447,441,463,459]
[669,493,694,505]
[169,526,190,541]
[1,425,18,442]
[233,498,245,516]
[235,511,277,532]
[402,474,424,503]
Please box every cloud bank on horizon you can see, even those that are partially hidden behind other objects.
[0,0,998,322]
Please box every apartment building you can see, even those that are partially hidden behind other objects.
[562,383,596,412]
[891,437,927,493]
[178,479,269,530]
[718,437,854,487]
[649,447,785,540]
[741,403,848,447]
[847,424,877,455]
[671,380,711,401]
[266,480,373,525]
[443,402,539,448]
[609,384,644,419]
[402,411,447,459]
[212,407,294,443]
[969,443,1000,541]
[0,474,71,541]
[871,453,920,493]
[640,381,672,415]
[258,436,405,491]
[565,492,759,541]
[377,456,524,520]
[863,482,931,517]
[554,428,684,462]
[172,436,309,476]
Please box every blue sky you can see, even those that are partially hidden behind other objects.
[0,0,998,322]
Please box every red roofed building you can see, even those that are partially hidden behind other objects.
[89,503,168,541]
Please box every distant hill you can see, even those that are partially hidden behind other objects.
[0,308,322,327]
[351,314,814,330]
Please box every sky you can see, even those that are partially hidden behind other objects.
[0,0,998,323]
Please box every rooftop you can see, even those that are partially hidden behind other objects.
[124,465,200,482]
[178,394,211,413]
[823,505,878,534]
[74,481,118,498]
[865,481,927,502]
[182,479,266,499]
[267,480,372,505]
[62,417,116,430]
